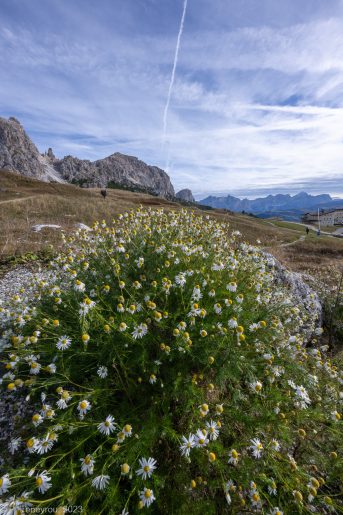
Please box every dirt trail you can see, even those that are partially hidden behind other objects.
[0,195,36,204]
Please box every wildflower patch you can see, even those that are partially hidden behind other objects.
[0,209,342,513]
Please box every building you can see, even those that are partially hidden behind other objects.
[301,208,343,226]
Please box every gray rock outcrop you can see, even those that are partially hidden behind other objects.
[0,117,46,179]
[176,188,195,202]
[0,116,176,198]
[56,153,175,197]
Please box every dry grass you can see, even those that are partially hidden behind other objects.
[2,170,342,279]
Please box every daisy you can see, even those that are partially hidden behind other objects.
[136,457,157,480]
[35,436,54,455]
[269,509,283,515]
[77,400,91,417]
[122,424,133,437]
[179,434,195,457]
[132,323,148,339]
[249,381,263,393]
[46,363,56,374]
[194,429,209,448]
[228,449,240,466]
[139,488,156,508]
[228,318,238,328]
[149,374,157,384]
[35,471,52,494]
[268,479,277,496]
[97,366,108,379]
[29,361,41,375]
[270,439,280,452]
[98,415,116,435]
[32,413,43,427]
[56,336,72,351]
[92,475,110,490]
[8,437,21,454]
[249,438,264,459]
[206,420,220,441]
[80,455,95,476]
[227,282,237,292]
[0,474,11,494]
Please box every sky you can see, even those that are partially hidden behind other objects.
[1,0,343,199]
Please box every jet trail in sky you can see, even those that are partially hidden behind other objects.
[162,0,188,147]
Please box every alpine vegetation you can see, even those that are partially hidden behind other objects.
[0,209,342,513]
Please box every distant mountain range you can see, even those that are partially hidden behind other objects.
[199,192,343,220]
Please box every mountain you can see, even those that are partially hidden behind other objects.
[199,192,343,220]
[0,116,175,198]
[176,188,195,202]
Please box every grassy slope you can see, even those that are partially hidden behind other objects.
[1,170,343,279]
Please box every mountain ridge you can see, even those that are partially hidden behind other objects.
[0,116,175,199]
[199,192,343,220]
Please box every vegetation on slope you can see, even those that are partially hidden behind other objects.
[0,209,342,514]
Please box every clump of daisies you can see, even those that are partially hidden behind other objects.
[0,208,342,513]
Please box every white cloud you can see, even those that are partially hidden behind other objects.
[0,2,343,197]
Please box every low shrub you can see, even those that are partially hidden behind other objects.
[0,209,342,514]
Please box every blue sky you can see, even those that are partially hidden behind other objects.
[1,0,343,198]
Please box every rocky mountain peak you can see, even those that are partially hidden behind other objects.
[0,117,176,198]
[176,188,195,202]
[0,116,46,178]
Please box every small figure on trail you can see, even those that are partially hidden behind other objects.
[306,227,309,235]
[100,189,107,199]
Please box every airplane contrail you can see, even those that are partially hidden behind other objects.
[162,0,188,145]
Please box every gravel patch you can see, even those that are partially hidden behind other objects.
[0,265,53,461]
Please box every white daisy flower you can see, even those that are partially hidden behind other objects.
[56,336,72,351]
[80,455,95,476]
[139,488,156,508]
[179,434,195,457]
[194,429,209,448]
[249,438,264,459]
[132,323,148,339]
[122,424,133,437]
[0,474,11,494]
[98,415,116,435]
[46,363,56,374]
[35,436,54,455]
[136,457,157,480]
[91,475,110,490]
[228,318,238,328]
[97,366,108,379]
[77,400,91,417]
[206,420,220,441]
[8,437,21,454]
[228,449,240,465]
[35,471,52,494]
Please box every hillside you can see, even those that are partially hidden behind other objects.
[0,116,175,198]
[1,171,343,281]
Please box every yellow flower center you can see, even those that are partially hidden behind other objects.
[80,401,88,410]
[231,450,238,459]
[36,477,43,486]
[144,490,152,499]
[144,465,150,472]
[252,493,260,502]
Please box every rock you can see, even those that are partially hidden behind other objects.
[176,188,195,202]
[32,224,61,232]
[75,222,92,231]
[47,147,55,160]
[0,116,46,179]
[56,153,175,198]
[0,116,176,199]
[265,252,322,337]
